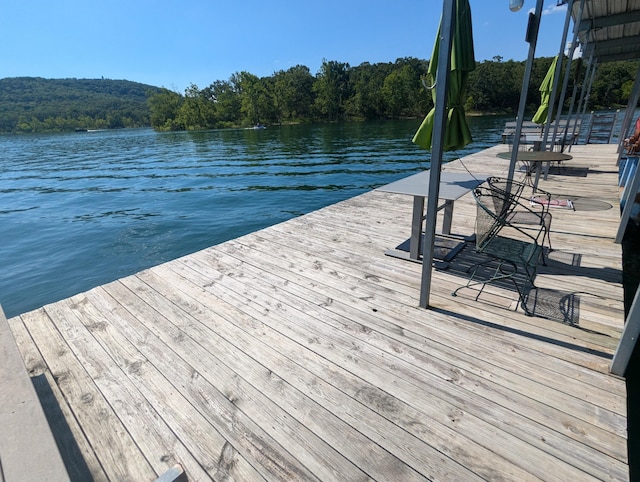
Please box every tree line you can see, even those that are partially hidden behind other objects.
[148,56,640,131]
[1,57,637,133]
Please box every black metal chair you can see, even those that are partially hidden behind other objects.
[485,176,553,256]
[452,184,547,315]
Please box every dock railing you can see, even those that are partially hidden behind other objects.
[501,118,582,152]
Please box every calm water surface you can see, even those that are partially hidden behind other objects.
[0,118,507,317]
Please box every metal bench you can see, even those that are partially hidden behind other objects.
[502,119,581,152]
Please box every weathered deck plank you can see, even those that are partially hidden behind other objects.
[5,143,629,481]
[20,307,158,482]
[0,308,71,482]
[6,312,107,482]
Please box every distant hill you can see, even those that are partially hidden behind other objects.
[0,77,162,132]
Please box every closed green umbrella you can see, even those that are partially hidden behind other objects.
[532,55,559,125]
[412,0,475,152]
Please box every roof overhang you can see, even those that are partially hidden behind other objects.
[573,0,640,63]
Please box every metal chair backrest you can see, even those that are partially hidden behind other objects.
[474,183,546,264]
[484,177,526,219]
[472,186,510,251]
[486,176,553,255]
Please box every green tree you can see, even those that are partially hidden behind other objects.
[237,72,275,126]
[380,58,428,118]
[346,61,391,119]
[258,76,279,124]
[272,65,315,122]
[313,59,351,121]
[0,77,159,132]
[174,83,219,130]
[148,88,183,130]
[467,59,524,112]
[207,78,241,127]
[4,58,638,133]
[590,61,640,109]
[381,69,410,118]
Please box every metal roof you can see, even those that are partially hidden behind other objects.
[573,0,640,63]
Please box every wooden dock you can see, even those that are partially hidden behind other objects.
[4,143,629,480]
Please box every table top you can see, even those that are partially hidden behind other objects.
[375,171,484,201]
[496,151,573,161]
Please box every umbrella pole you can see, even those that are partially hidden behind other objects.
[507,0,544,185]
[419,0,455,309]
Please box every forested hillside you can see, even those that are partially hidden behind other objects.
[147,56,640,131]
[2,56,638,134]
[0,77,161,132]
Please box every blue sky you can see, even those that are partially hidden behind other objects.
[0,0,571,93]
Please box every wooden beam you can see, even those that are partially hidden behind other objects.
[577,9,640,31]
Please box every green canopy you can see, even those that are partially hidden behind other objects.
[532,55,559,125]
[412,0,475,152]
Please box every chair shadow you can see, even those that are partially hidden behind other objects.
[521,287,580,326]
[440,242,619,331]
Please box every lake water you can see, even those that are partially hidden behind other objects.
[0,117,509,318]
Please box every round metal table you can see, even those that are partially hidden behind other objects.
[496,151,573,190]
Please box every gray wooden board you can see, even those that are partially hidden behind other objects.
[19,308,157,481]
[158,264,616,482]
[0,308,70,482]
[220,233,625,410]
[6,312,108,482]
[185,245,625,456]
[52,296,215,481]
